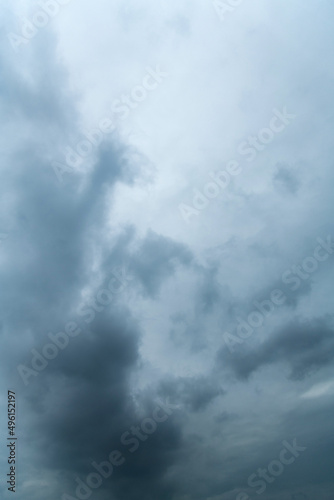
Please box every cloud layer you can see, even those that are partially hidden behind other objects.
[1,1,334,500]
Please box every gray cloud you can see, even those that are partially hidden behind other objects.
[219,317,334,381]
[1,2,334,500]
[158,374,224,412]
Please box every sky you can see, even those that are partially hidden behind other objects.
[0,1,334,499]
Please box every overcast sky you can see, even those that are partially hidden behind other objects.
[1,1,334,499]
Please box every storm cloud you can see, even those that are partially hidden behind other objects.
[1,1,334,500]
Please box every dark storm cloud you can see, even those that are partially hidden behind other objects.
[252,399,334,499]
[169,312,208,351]
[24,311,184,500]
[158,374,224,412]
[236,271,313,318]
[127,230,193,298]
[0,25,78,134]
[6,148,191,498]
[214,411,237,424]
[99,226,194,301]
[273,163,301,195]
[0,29,193,500]
[0,141,139,340]
[28,314,140,466]
[193,264,222,314]
[1,2,334,500]
[167,263,231,353]
[219,316,334,381]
